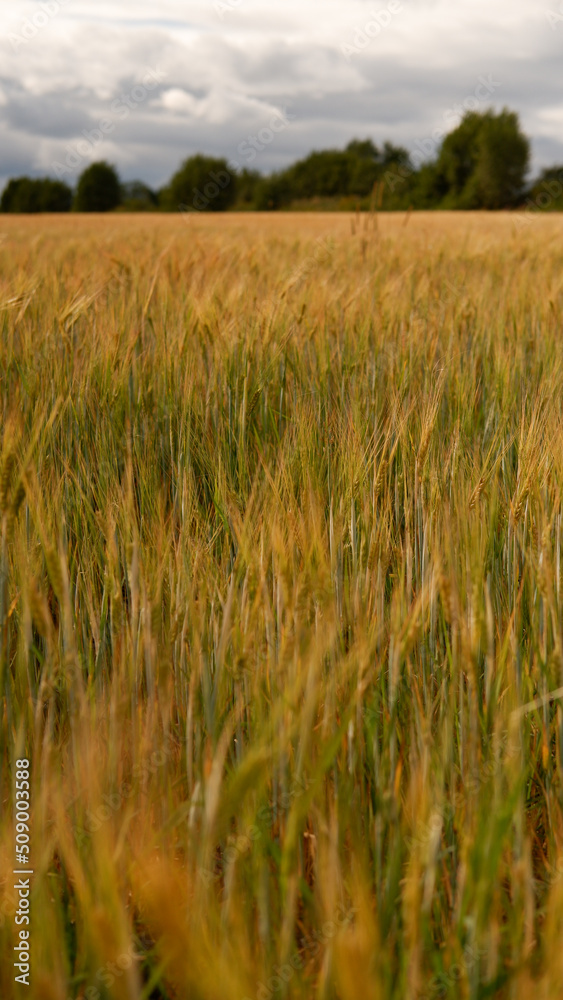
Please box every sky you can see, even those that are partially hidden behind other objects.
[1,0,562,193]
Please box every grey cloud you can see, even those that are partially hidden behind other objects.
[0,86,94,140]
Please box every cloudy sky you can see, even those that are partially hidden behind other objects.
[0,0,562,193]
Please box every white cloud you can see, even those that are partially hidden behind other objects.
[160,88,200,114]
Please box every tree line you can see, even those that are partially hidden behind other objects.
[2,108,562,214]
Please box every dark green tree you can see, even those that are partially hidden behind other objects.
[1,178,41,212]
[346,139,380,160]
[347,140,381,197]
[74,162,122,212]
[348,157,381,197]
[161,155,236,212]
[527,166,563,210]
[380,141,411,169]
[409,162,449,209]
[254,172,294,210]
[473,110,530,208]
[436,109,529,209]
[253,139,414,208]
[436,113,484,206]
[39,179,73,212]
[288,151,353,199]
[1,177,72,213]
[233,169,262,209]
[120,181,158,211]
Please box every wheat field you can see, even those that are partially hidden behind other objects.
[1,210,563,999]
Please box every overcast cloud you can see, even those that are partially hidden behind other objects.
[0,0,562,193]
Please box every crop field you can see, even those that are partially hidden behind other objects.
[2,210,563,999]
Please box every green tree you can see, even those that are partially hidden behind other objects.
[254,172,295,210]
[347,141,381,197]
[380,141,411,170]
[161,155,236,212]
[436,109,529,209]
[253,139,414,209]
[527,166,563,210]
[120,181,158,211]
[268,151,349,202]
[39,179,73,212]
[1,177,72,213]
[346,139,380,160]
[348,157,380,197]
[409,162,449,209]
[74,162,122,212]
[437,113,483,206]
[233,169,262,209]
[473,110,530,208]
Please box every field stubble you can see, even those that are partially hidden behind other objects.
[0,211,563,998]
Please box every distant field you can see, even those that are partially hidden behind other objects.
[2,211,563,999]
